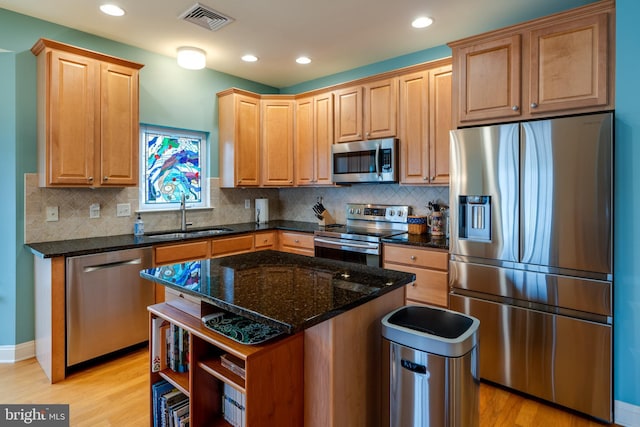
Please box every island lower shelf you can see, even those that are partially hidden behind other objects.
[148,302,304,427]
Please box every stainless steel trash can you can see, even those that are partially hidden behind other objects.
[381,305,480,427]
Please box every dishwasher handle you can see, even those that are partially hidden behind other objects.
[83,258,143,273]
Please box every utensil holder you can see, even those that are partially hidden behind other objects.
[407,215,427,234]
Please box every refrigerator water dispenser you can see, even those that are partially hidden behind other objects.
[458,196,491,241]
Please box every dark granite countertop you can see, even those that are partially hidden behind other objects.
[25,220,322,258]
[141,250,415,334]
[382,233,449,250]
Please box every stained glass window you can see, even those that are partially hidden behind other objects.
[139,124,209,211]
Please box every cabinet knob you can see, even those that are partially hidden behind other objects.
[103,176,108,181]
[295,239,300,243]
[88,176,93,182]
[530,102,538,109]
[430,176,435,181]
[512,105,519,111]
[410,255,416,261]
[423,177,428,181]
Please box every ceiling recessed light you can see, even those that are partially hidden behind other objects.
[177,47,206,70]
[100,4,125,17]
[412,16,433,29]
[296,56,311,65]
[242,54,258,62]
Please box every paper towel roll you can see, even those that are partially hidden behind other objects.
[255,198,269,223]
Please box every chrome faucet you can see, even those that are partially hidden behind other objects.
[180,193,190,232]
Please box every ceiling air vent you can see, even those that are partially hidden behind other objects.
[179,2,234,32]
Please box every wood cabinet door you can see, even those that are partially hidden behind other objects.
[428,65,452,185]
[398,71,429,184]
[456,34,522,123]
[528,12,609,115]
[364,77,397,139]
[99,63,139,186]
[47,50,98,186]
[295,97,314,185]
[261,98,294,186]
[334,86,363,143]
[235,94,260,186]
[313,92,334,185]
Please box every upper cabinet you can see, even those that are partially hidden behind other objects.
[31,38,143,188]
[295,92,334,186]
[261,96,295,186]
[218,89,261,188]
[334,77,397,143]
[449,0,614,127]
[398,60,452,185]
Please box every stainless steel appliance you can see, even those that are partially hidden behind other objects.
[314,203,409,267]
[449,112,613,422]
[66,247,154,367]
[331,138,398,183]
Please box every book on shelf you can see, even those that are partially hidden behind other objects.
[222,383,246,427]
[220,353,246,379]
[168,395,189,427]
[160,388,188,427]
[152,318,170,372]
[165,323,190,373]
[151,380,174,427]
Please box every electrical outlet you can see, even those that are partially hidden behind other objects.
[89,203,100,219]
[116,203,131,217]
[46,206,59,222]
[245,199,250,209]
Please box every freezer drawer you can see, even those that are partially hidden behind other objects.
[66,248,154,366]
[450,293,612,423]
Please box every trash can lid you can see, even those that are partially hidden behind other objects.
[381,305,479,358]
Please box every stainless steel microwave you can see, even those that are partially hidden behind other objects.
[331,138,398,184]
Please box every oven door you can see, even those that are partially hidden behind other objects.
[314,236,381,267]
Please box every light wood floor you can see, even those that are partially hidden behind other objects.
[0,347,616,427]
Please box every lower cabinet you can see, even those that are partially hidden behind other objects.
[149,303,304,427]
[382,243,449,307]
[277,231,314,256]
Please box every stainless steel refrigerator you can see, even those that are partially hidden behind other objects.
[449,112,613,422]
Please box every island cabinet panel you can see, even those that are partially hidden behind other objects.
[149,303,304,427]
[32,38,142,188]
[304,286,405,427]
[383,244,449,308]
[449,0,614,127]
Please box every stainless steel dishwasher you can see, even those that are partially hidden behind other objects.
[66,247,154,367]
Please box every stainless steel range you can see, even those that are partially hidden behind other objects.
[314,203,409,267]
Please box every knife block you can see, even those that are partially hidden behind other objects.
[318,210,336,226]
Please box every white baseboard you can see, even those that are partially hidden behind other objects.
[616,400,640,427]
[0,341,35,363]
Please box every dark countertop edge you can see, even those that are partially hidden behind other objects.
[140,258,415,335]
[26,221,450,259]
[381,233,449,250]
[25,220,321,258]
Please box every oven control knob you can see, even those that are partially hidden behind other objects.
[356,208,361,214]
[349,208,354,214]
[397,211,403,217]
[389,210,395,217]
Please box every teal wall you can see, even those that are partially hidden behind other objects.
[615,0,640,408]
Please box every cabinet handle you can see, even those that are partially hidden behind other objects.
[530,102,538,109]
[410,255,416,261]
[512,105,519,111]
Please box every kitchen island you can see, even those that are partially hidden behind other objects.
[141,250,415,427]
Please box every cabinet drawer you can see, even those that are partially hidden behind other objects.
[278,231,314,256]
[383,245,448,270]
[211,234,254,257]
[165,287,201,317]
[385,264,448,307]
[254,231,276,250]
[154,240,209,265]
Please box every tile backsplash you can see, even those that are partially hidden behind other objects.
[24,173,448,243]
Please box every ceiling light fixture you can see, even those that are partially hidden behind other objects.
[296,56,311,65]
[242,54,258,62]
[177,47,207,70]
[99,4,125,17]
[412,16,434,29]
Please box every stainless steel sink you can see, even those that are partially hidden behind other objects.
[147,228,233,240]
